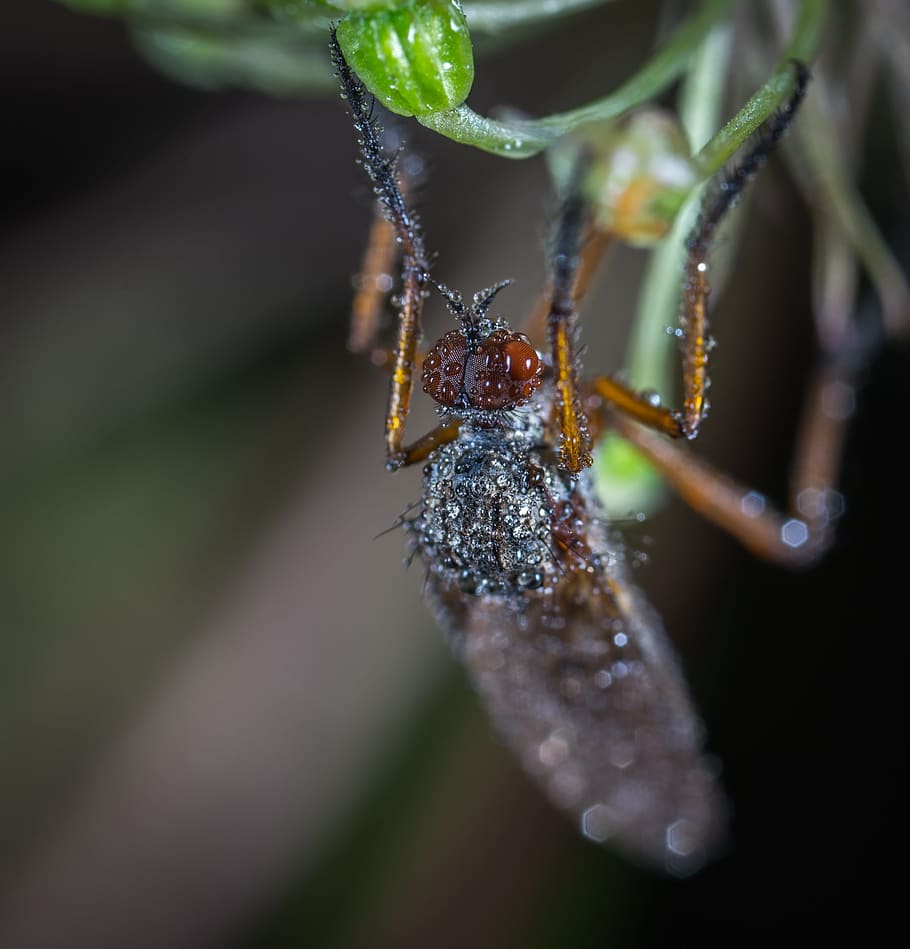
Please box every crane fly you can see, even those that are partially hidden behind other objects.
[332,31,839,874]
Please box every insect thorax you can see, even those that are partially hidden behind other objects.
[411,413,581,599]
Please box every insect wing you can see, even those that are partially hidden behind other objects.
[448,574,728,876]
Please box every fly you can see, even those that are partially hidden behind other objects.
[332,31,842,875]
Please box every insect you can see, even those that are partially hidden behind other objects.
[332,31,846,875]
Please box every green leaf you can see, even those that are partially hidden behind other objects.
[336,0,474,117]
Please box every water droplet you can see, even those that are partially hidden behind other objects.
[642,389,661,407]
[666,819,698,857]
[581,803,613,842]
[781,518,809,548]
[740,490,765,518]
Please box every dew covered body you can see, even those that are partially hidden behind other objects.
[408,391,727,874]
[414,408,575,598]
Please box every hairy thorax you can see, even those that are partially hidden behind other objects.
[410,405,610,601]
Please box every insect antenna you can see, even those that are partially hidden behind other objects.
[428,277,514,339]
[472,280,513,319]
[427,278,466,316]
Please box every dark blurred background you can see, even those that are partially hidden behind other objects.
[1,2,908,947]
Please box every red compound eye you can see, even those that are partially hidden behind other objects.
[422,331,468,408]
[469,331,542,410]
[502,336,540,382]
[422,329,542,411]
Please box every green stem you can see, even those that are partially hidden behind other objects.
[417,105,554,157]
[694,0,827,177]
[419,0,736,157]
[627,20,733,394]
[535,0,735,133]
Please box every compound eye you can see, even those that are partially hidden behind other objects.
[470,332,543,410]
[423,329,542,412]
[422,331,468,408]
[502,336,540,382]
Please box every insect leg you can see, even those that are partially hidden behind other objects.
[348,205,400,364]
[332,30,430,469]
[348,195,468,471]
[678,62,810,439]
[589,64,811,444]
[595,357,854,566]
[522,228,612,345]
[394,420,462,468]
[589,376,685,437]
[547,159,596,476]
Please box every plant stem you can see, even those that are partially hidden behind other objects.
[694,0,826,177]
[419,0,737,157]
